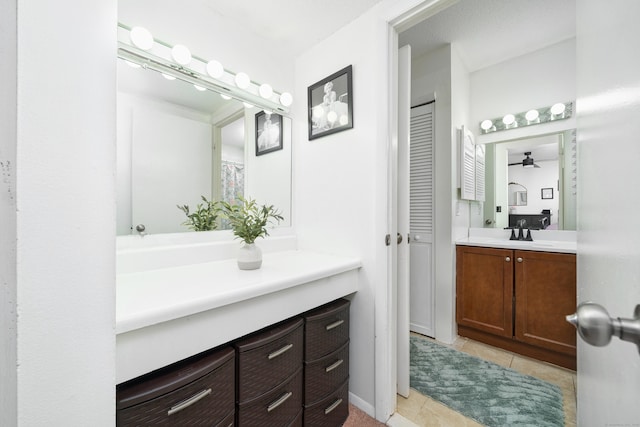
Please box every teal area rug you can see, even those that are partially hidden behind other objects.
[410,336,564,427]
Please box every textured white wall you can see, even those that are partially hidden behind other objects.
[11,0,117,425]
[0,0,18,424]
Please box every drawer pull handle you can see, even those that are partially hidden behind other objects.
[268,343,293,360]
[267,391,292,412]
[324,398,343,415]
[326,319,344,331]
[325,359,344,372]
[167,388,211,416]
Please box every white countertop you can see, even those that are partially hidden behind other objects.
[456,236,576,254]
[116,249,362,334]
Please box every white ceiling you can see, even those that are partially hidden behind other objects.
[201,0,385,58]
[202,0,576,72]
[399,0,576,72]
[119,0,576,117]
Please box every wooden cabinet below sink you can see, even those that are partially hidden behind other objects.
[456,245,576,370]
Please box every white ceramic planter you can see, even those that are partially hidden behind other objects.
[237,242,262,270]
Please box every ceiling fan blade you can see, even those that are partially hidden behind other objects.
[534,163,541,168]
[508,162,522,166]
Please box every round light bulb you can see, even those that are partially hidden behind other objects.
[220,94,232,100]
[502,114,515,125]
[259,83,273,99]
[279,92,293,107]
[171,44,192,65]
[312,105,325,119]
[161,73,176,80]
[235,72,250,89]
[130,27,154,50]
[525,109,539,121]
[551,103,566,115]
[206,60,224,78]
[193,84,206,92]
[480,119,493,130]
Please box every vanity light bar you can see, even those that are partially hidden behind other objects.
[479,102,573,134]
[117,24,291,115]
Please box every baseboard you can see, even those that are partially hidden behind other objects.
[348,391,376,419]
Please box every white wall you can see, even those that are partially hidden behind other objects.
[0,0,17,423]
[471,38,577,146]
[2,1,117,425]
[294,7,389,415]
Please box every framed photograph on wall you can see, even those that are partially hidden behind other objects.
[541,187,554,199]
[307,65,353,140]
[255,111,283,156]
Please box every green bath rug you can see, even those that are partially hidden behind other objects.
[410,336,565,427]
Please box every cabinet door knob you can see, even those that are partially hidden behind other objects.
[517,257,523,263]
[505,257,511,262]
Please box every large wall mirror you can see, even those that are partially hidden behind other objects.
[116,54,292,236]
[482,129,576,231]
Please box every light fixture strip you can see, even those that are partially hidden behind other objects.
[116,23,290,114]
[479,102,573,134]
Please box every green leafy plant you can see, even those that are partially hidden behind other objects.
[177,196,221,231]
[221,197,284,244]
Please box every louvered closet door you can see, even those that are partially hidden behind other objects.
[409,103,435,337]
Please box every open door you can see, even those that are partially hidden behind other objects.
[396,44,411,398]
[568,1,640,424]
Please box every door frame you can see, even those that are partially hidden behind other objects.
[380,0,458,420]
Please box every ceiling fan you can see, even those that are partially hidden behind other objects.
[509,151,541,168]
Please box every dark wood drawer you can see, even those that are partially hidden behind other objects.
[116,346,235,426]
[303,378,349,427]
[304,340,349,405]
[304,299,350,361]
[235,317,303,403]
[216,410,235,427]
[237,368,303,426]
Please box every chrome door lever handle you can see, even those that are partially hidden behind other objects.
[567,303,640,354]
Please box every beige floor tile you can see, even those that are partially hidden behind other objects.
[412,396,484,427]
[396,388,430,420]
[510,355,575,390]
[459,339,514,368]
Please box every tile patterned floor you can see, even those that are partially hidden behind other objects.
[396,336,577,427]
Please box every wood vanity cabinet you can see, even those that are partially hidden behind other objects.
[456,245,576,370]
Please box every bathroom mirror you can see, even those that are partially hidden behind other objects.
[116,59,292,236]
[482,129,576,230]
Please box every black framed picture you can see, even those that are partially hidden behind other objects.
[307,65,353,140]
[541,187,554,199]
[255,111,283,156]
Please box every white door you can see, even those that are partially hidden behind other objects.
[397,44,411,398]
[573,1,640,424]
[409,102,435,337]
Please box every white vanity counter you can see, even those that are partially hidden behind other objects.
[116,247,361,383]
[456,228,576,254]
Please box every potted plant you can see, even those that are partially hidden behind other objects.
[177,196,221,231]
[221,197,284,270]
